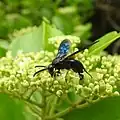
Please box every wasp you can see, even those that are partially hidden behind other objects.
[33,39,98,80]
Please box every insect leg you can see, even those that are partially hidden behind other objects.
[53,70,60,78]
[83,67,92,78]
[53,71,57,79]
[78,72,84,84]
[65,71,69,82]
[56,69,61,76]
[78,72,84,80]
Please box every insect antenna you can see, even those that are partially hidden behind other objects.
[35,65,46,68]
[33,68,48,77]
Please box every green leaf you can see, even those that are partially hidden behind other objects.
[63,96,120,120]
[0,47,6,57]
[9,20,63,56]
[0,93,25,120]
[88,31,120,56]
[0,40,9,56]
[0,39,9,49]
[52,15,73,34]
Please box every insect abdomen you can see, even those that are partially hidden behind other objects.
[56,59,84,72]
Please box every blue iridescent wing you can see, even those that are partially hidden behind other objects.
[56,39,71,58]
[65,40,99,60]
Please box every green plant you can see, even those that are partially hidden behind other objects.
[0,0,93,40]
[0,21,120,120]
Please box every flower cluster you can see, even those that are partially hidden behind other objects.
[0,36,120,103]
[9,26,37,39]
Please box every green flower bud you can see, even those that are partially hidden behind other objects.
[105,83,113,95]
[108,76,116,86]
[81,86,92,98]
[88,83,94,89]
[21,80,29,87]
[56,90,63,97]
[93,85,99,94]
[99,80,106,91]
[113,91,119,96]
[0,35,120,105]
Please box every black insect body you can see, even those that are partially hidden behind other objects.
[51,59,85,80]
[33,39,98,80]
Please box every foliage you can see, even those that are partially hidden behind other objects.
[2,44,120,120]
[0,0,93,39]
[0,0,120,119]
[0,20,120,119]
